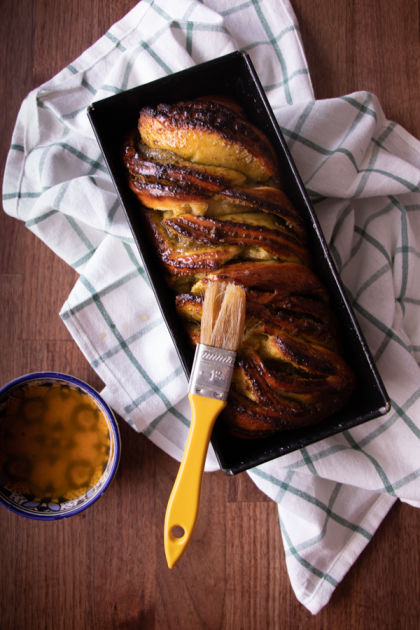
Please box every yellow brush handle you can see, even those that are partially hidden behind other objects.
[164,393,226,569]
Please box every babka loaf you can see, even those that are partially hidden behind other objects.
[123,97,355,437]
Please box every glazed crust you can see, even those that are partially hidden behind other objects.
[123,97,355,437]
[138,99,278,181]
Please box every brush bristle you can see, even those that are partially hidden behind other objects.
[200,281,246,351]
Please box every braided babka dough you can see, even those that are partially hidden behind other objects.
[123,97,355,437]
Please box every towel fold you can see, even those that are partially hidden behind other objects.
[3,0,420,615]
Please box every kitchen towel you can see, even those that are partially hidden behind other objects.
[3,0,420,615]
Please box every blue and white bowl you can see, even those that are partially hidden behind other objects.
[0,372,120,520]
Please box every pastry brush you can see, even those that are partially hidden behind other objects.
[164,280,246,569]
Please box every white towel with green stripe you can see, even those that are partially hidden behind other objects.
[3,0,420,615]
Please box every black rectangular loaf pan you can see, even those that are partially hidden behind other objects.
[88,51,390,474]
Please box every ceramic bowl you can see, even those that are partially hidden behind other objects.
[0,372,120,520]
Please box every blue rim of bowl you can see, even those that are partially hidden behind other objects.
[0,371,121,521]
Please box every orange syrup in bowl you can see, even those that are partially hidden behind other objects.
[0,373,120,519]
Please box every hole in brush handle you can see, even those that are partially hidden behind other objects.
[171,525,185,539]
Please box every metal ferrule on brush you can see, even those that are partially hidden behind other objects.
[189,343,236,401]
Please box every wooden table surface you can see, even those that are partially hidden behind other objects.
[1,1,419,628]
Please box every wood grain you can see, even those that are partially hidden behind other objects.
[1,2,419,629]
